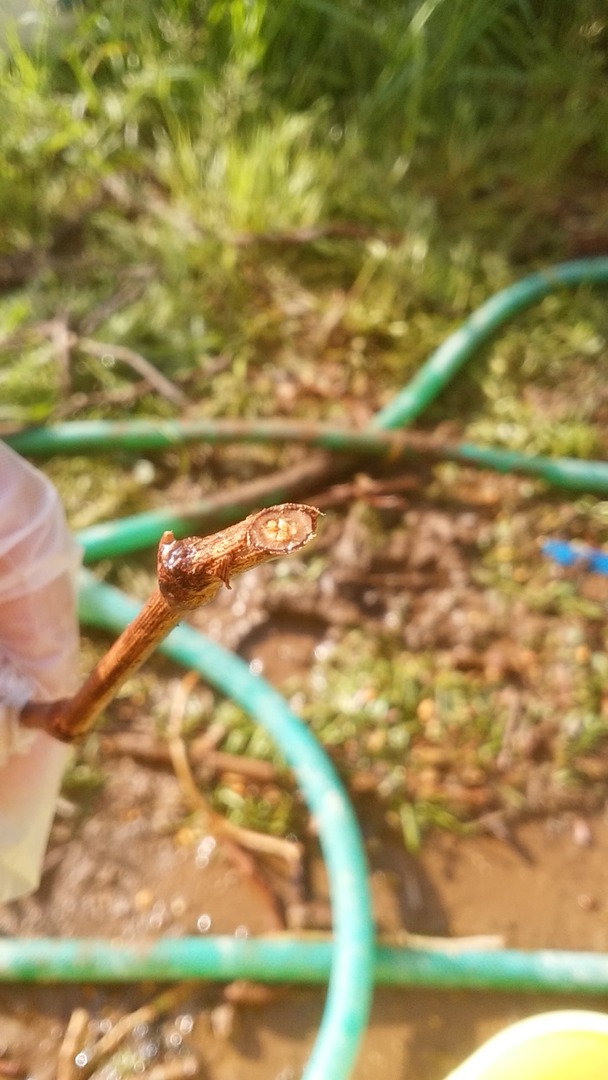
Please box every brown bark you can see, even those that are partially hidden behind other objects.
[20,503,319,742]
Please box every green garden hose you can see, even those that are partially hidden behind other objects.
[2,935,608,995]
[9,416,608,496]
[9,257,608,566]
[5,257,608,1080]
[371,257,608,429]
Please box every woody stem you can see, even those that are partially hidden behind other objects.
[20,502,319,742]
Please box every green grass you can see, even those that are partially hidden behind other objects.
[2,1,608,845]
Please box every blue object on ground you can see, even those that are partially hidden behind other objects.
[542,539,608,575]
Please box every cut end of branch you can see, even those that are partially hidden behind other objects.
[247,503,320,554]
[158,502,320,610]
[20,503,321,741]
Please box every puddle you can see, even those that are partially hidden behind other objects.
[238,613,327,683]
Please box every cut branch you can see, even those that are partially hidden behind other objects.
[20,503,319,742]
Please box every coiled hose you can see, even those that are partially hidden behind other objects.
[4,257,608,1080]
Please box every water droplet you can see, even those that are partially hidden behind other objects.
[314,641,332,661]
[197,913,212,932]
[195,835,216,869]
[198,836,216,856]
[142,1040,161,1060]
[133,459,155,486]
[234,924,249,939]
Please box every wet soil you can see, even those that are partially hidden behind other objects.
[2,803,608,1079]
[2,467,608,1078]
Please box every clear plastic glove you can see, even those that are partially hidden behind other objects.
[0,442,81,902]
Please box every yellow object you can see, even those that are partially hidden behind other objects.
[445,1010,608,1080]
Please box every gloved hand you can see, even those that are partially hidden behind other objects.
[0,442,81,902]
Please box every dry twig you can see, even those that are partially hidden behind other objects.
[77,337,186,406]
[167,674,302,872]
[100,730,280,783]
[273,928,505,951]
[74,984,196,1080]
[56,1008,90,1080]
[124,1060,198,1080]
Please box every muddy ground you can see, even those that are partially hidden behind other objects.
[2,802,608,1080]
[1,461,608,1079]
